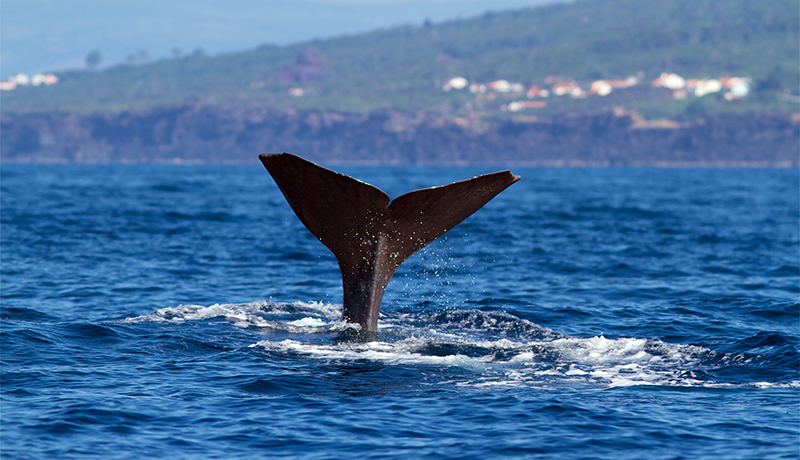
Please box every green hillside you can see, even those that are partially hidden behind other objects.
[3,0,798,119]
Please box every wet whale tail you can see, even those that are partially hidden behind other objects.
[259,153,520,332]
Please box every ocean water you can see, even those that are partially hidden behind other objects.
[1,163,798,459]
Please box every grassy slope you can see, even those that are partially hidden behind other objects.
[3,0,797,118]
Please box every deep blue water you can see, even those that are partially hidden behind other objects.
[2,164,798,459]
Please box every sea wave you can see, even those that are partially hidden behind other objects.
[123,300,795,389]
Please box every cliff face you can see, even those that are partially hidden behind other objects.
[2,103,798,166]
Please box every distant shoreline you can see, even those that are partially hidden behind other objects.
[2,158,795,169]
[2,105,798,167]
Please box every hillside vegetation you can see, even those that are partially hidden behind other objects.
[3,0,798,119]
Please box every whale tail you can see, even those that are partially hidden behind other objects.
[259,153,520,331]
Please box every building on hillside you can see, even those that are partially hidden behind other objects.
[504,100,548,112]
[10,74,31,86]
[32,74,59,86]
[693,79,722,97]
[487,80,524,93]
[720,77,751,100]
[551,81,583,97]
[443,77,469,91]
[488,80,511,92]
[651,73,685,90]
[607,76,639,88]
[683,79,699,90]
[590,80,612,96]
[469,83,487,93]
[1,73,59,90]
[526,85,549,98]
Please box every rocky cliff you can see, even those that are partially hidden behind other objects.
[2,103,798,166]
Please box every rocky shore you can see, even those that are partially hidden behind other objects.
[2,103,798,166]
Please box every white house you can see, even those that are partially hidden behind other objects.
[32,74,59,85]
[651,73,685,90]
[590,80,612,96]
[443,77,469,91]
[693,79,722,97]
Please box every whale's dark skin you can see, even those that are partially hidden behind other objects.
[259,153,520,332]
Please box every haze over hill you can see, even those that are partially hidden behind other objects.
[2,0,798,165]
[2,0,559,80]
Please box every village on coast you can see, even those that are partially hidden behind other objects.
[440,73,752,112]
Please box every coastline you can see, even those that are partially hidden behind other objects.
[3,105,798,167]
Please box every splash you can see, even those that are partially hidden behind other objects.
[121,300,350,332]
[124,301,787,389]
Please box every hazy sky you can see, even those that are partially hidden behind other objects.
[1,0,565,79]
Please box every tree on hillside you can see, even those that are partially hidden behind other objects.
[86,51,102,70]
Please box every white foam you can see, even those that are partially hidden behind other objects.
[120,300,345,331]
[250,338,489,370]
[287,317,329,327]
[753,380,800,389]
[123,303,766,389]
[552,336,652,363]
[492,336,711,387]
[247,329,716,387]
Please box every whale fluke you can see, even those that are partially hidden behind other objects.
[259,153,520,332]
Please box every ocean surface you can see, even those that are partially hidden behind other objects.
[1,163,798,459]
